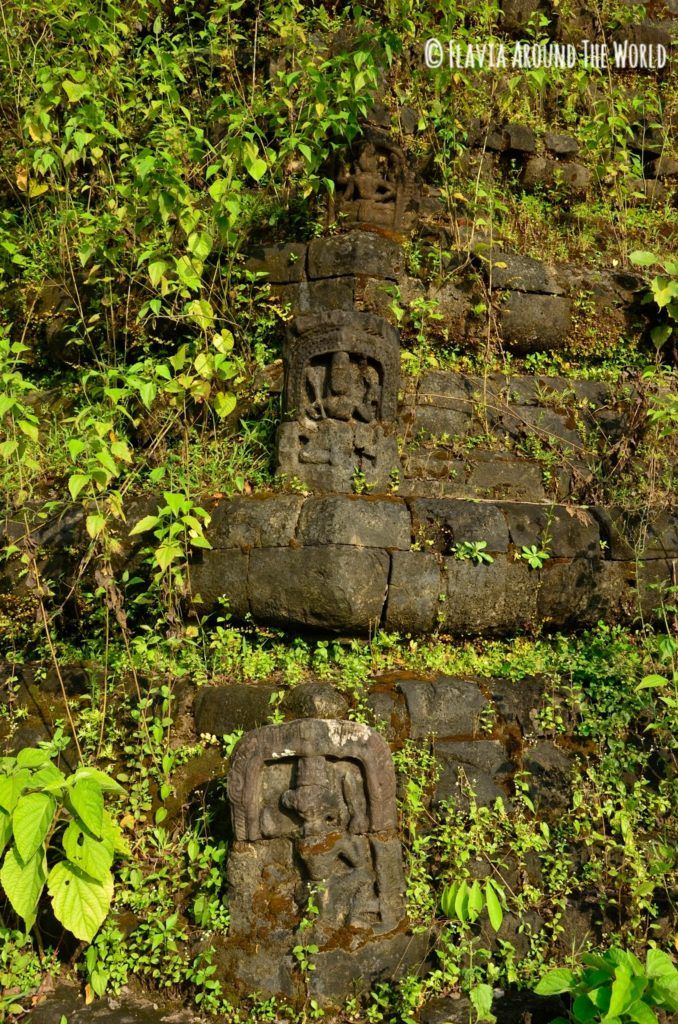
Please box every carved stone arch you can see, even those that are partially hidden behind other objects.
[283,310,400,422]
[227,718,398,841]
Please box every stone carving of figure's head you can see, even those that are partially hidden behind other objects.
[282,755,349,837]
[357,142,379,173]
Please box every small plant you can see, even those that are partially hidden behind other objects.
[129,491,212,576]
[0,743,127,942]
[534,947,678,1024]
[453,540,494,565]
[629,251,677,353]
[520,544,550,570]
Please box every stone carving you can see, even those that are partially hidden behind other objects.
[331,132,419,234]
[219,719,418,1003]
[276,310,401,491]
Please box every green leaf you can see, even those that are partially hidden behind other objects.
[47,860,113,942]
[572,995,598,1023]
[468,879,483,920]
[636,675,668,691]
[18,419,39,442]
[69,777,104,838]
[440,883,458,919]
[646,949,677,980]
[62,821,114,882]
[12,792,56,862]
[68,473,91,502]
[470,983,495,1023]
[148,260,168,287]
[534,968,578,995]
[16,748,50,768]
[86,514,106,539]
[128,515,160,536]
[163,492,185,515]
[0,809,12,858]
[155,541,182,572]
[213,391,236,419]
[187,231,212,261]
[626,1001,658,1024]
[245,155,267,182]
[0,771,30,814]
[454,880,469,923]
[63,80,90,103]
[485,880,503,932]
[629,250,657,267]
[1,846,46,930]
[74,768,126,796]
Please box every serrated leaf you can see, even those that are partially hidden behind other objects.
[74,768,126,796]
[12,792,56,862]
[485,880,503,932]
[62,821,114,881]
[470,983,495,1023]
[646,949,677,980]
[1,846,46,930]
[245,156,267,182]
[155,542,182,571]
[69,777,103,838]
[48,860,113,942]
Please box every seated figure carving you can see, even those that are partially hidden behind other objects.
[333,134,419,234]
[276,310,401,491]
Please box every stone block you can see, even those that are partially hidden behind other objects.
[499,292,573,353]
[487,253,563,294]
[246,242,308,283]
[298,496,411,550]
[307,232,404,281]
[281,682,349,720]
[443,557,502,632]
[501,503,600,558]
[410,499,509,554]
[524,741,575,813]
[544,132,579,157]
[194,684,278,737]
[384,551,443,634]
[248,546,389,631]
[188,548,249,616]
[398,677,489,739]
[506,404,582,448]
[411,404,473,438]
[434,739,513,808]
[536,558,601,626]
[504,123,536,153]
[465,453,547,502]
[208,495,304,550]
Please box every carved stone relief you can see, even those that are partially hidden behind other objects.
[331,132,420,234]
[276,310,402,491]
[219,719,419,1003]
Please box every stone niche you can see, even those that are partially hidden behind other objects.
[330,131,419,234]
[217,719,425,1005]
[276,309,402,492]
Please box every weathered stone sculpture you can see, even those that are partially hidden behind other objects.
[217,719,423,1004]
[332,133,419,234]
[276,310,402,492]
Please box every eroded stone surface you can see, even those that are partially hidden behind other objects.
[276,309,402,492]
[218,719,418,1004]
